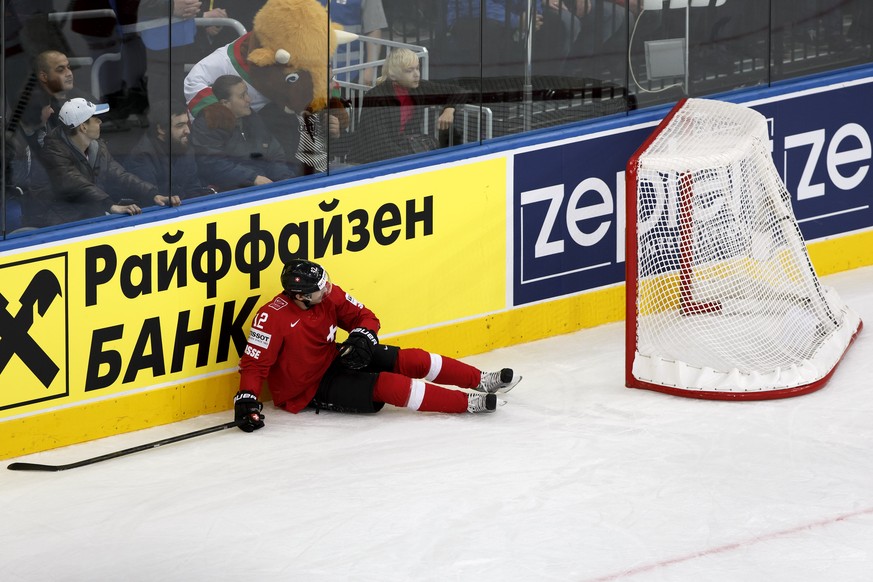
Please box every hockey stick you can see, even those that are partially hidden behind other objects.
[7,419,244,472]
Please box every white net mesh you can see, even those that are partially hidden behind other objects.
[628,99,861,397]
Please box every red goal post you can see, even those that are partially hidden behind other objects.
[625,98,862,400]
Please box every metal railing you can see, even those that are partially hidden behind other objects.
[48,11,247,98]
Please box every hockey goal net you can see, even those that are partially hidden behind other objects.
[625,98,862,400]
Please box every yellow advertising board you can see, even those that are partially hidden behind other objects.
[0,158,508,422]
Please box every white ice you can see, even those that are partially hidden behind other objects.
[2,266,872,582]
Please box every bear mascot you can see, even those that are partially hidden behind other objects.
[184,0,352,174]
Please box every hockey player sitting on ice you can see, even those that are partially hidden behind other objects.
[233,259,522,431]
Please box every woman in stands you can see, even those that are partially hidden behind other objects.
[348,48,468,164]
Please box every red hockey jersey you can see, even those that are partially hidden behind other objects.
[238,284,381,412]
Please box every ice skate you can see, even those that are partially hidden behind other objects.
[476,368,522,394]
[467,392,497,413]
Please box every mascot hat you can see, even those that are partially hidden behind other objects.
[248,0,342,112]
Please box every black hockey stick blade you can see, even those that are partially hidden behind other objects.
[7,419,245,472]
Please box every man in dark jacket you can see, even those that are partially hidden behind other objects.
[190,75,300,192]
[40,98,177,225]
[127,99,212,199]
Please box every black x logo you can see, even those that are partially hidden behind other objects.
[0,269,62,387]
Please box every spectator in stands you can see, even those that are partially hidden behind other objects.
[348,48,468,164]
[318,0,388,86]
[34,50,96,132]
[190,74,299,191]
[193,0,265,48]
[183,40,344,175]
[138,0,234,106]
[9,86,53,153]
[40,98,178,225]
[127,99,214,199]
[3,89,53,230]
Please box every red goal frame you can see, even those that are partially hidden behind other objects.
[624,99,862,400]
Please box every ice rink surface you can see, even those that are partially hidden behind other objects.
[2,266,871,582]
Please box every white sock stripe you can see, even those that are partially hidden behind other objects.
[407,379,426,411]
[424,353,443,382]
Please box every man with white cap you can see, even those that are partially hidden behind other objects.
[39,98,179,225]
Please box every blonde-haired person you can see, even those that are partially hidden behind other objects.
[348,48,468,164]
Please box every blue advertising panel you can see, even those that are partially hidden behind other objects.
[514,127,650,306]
[513,80,873,306]
[756,83,873,241]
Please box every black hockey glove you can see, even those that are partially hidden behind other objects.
[339,327,379,370]
[233,390,265,433]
